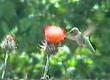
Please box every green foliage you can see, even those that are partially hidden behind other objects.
[0,0,110,79]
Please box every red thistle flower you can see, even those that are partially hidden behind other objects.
[44,25,66,44]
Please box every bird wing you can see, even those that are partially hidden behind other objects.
[83,36,95,54]
[83,25,96,36]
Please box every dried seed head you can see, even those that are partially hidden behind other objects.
[40,40,59,55]
[1,34,17,51]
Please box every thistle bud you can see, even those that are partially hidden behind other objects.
[1,34,17,51]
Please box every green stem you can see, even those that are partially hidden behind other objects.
[41,55,50,80]
[2,51,9,79]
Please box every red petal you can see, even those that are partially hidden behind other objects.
[44,25,65,44]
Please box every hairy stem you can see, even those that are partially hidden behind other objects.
[41,54,50,80]
[2,51,9,79]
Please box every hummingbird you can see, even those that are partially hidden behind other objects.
[66,27,95,54]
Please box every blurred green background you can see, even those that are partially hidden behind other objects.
[0,0,110,79]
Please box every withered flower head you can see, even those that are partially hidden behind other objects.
[1,34,17,51]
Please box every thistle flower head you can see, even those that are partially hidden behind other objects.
[44,25,66,44]
[1,34,17,51]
